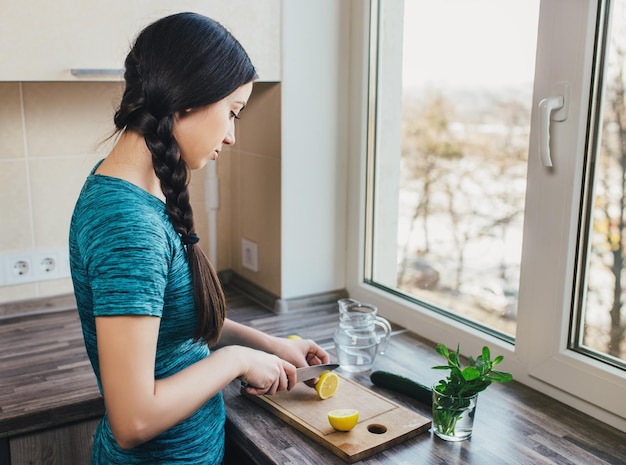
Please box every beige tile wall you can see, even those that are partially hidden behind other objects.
[0,82,122,302]
[230,83,282,296]
[0,81,282,304]
[191,82,282,296]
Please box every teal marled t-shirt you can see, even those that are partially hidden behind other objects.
[69,163,225,464]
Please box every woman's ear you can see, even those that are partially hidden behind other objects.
[174,108,193,121]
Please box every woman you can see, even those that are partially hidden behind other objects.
[69,12,329,464]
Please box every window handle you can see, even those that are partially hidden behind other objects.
[538,82,569,168]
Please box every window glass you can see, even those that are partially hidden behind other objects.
[575,1,626,366]
[368,0,540,339]
[360,0,626,430]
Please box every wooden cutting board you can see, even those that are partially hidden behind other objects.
[242,373,431,463]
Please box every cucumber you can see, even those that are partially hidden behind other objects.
[370,370,433,406]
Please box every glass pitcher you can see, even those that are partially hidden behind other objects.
[333,298,392,372]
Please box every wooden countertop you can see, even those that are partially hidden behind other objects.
[2,288,625,464]
[222,289,626,465]
[0,308,103,438]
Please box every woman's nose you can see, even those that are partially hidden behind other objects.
[224,125,236,145]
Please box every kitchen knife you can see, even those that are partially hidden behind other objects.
[296,363,339,383]
[240,363,339,388]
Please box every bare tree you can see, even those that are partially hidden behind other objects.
[593,43,626,358]
[398,93,462,283]
[399,89,528,287]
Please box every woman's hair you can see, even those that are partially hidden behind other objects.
[113,12,257,346]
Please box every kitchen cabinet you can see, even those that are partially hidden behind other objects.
[7,418,99,465]
[0,0,280,82]
[4,419,255,465]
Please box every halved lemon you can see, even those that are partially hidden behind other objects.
[328,409,359,431]
[315,371,340,399]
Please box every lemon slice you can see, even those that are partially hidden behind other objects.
[328,409,359,431]
[287,335,302,340]
[315,371,340,399]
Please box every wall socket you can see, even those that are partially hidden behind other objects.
[1,248,71,286]
[241,238,258,272]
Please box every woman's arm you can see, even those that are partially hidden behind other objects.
[215,318,275,351]
[96,315,294,450]
[217,318,331,377]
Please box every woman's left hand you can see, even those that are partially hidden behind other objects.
[269,336,331,387]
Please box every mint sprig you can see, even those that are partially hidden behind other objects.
[431,343,513,438]
[433,343,513,397]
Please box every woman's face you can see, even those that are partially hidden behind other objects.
[173,81,253,170]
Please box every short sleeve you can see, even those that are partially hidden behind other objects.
[79,193,172,318]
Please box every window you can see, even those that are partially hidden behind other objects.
[347,0,626,431]
[366,0,539,341]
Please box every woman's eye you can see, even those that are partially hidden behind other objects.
[230,111,240,120]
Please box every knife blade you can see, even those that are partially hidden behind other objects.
[296,363,339,383]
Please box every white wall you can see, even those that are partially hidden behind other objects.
[280,0,351,299]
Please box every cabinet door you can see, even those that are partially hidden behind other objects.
[9,418,99,465]
[0,0,280,81]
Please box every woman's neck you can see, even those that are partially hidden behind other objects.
[96,131,165,202]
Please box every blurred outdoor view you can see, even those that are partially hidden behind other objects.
[393,1,538,338]
[582,1,626,362]
[391,0,625,363]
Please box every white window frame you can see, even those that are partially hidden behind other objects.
[345,0,626,432]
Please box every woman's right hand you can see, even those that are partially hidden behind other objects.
[236,347,297,396]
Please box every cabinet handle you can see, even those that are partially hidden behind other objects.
[70,68,124,76]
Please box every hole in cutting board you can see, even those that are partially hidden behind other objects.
[367,424,388,434]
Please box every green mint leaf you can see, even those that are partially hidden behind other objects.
[482,346,491,361]
[435,343,449,358]
[475,357,488,374]
[489,371,513,383]
[462,366,480,381]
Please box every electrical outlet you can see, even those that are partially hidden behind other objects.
[3,254,34,285]
[33,250,59,281]
[35,248,71,281]
[241,238,258,272]
[41,257,56,272]
[1,248,71,286]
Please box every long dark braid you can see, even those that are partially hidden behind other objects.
[113,12,256,346]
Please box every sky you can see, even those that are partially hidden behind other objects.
[401,0,541,90]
